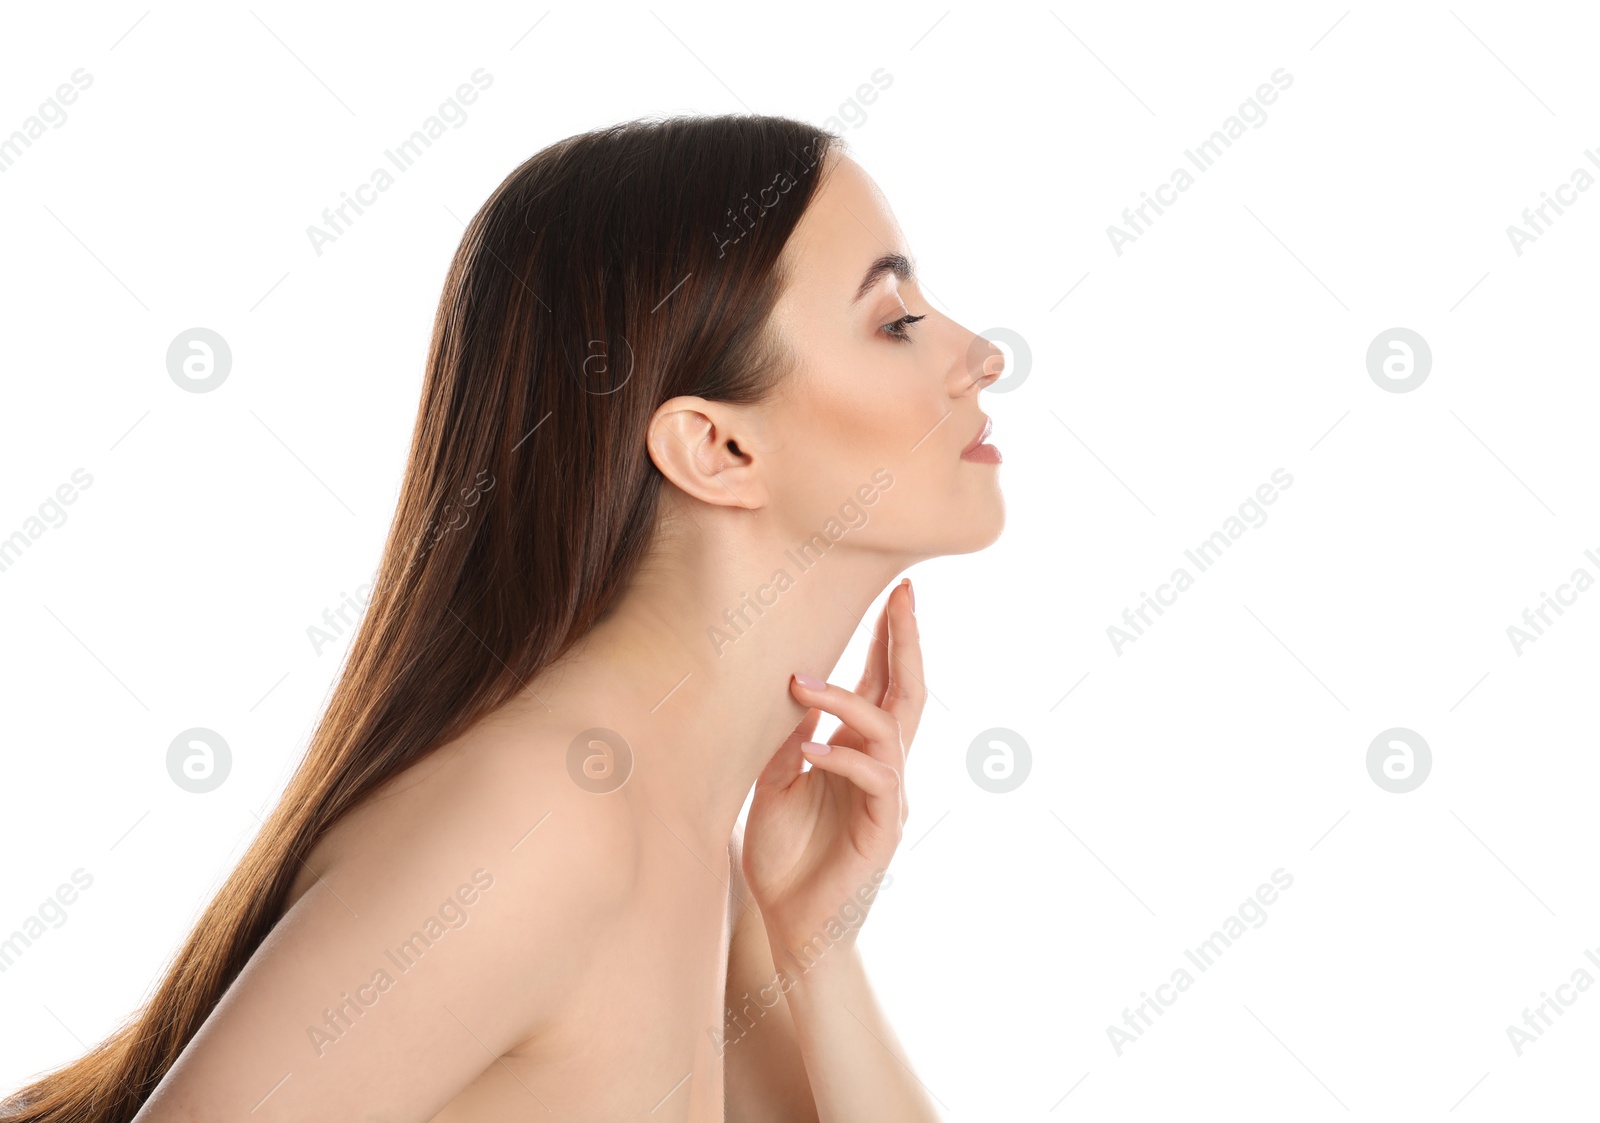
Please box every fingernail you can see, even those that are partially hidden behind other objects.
[903,577,915,613]
[801,741,831,754]
[793,672,826,691]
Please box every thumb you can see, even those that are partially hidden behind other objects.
[757,707,822,791]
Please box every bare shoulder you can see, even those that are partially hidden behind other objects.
[326,706,647,925]
[449,707,646,902]
[286,707,650,1040]
[131,715,644,1120]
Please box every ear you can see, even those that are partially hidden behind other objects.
[646,396,768,510]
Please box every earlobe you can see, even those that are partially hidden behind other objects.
[647,398,764,510]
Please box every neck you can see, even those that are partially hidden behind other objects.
[519,508,914,850]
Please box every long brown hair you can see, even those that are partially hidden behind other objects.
[2,113,841,1121]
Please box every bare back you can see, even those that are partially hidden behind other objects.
[134,706,741,1123]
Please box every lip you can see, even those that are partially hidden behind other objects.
[960,415,993,455]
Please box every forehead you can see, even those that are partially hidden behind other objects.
[777,153,909,309]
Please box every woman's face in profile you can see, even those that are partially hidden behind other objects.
[757,151,1006,561]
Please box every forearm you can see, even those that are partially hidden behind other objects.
[776,942,942,1123]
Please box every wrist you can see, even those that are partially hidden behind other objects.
[767,928,866,995]
[762,868,892,977]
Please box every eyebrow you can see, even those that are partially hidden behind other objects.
[851,252,916,305]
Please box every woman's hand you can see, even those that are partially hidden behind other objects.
[738,578,944,1122]
[741,577,925,971]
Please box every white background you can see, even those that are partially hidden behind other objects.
[2,2,1598,1118]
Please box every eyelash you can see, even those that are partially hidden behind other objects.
[881,313,927,343]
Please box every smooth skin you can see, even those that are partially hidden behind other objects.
[129,150,1003,1122]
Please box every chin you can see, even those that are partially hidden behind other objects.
[939,493,1006,556]
[973,497,1006,550]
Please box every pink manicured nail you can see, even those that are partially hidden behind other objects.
[793,672,826,691]
[904,578,915,612]
[801,741,831,754]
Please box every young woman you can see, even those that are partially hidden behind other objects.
[1,113,1005,1122]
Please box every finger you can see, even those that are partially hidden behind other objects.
[757,706,822,791]
[799,741,903,831]
[791,704,823,744]
[883,579,927,755]
[790,673,901,768]
[852,585,895,706]
[824,720,865,754]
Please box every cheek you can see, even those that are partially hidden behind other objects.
[773,399,899,520]
[786,337,940,470]
[792,379,887,454]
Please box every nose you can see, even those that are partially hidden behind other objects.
[954,335,1005,396]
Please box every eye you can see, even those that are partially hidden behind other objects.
[880,313,927,343]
